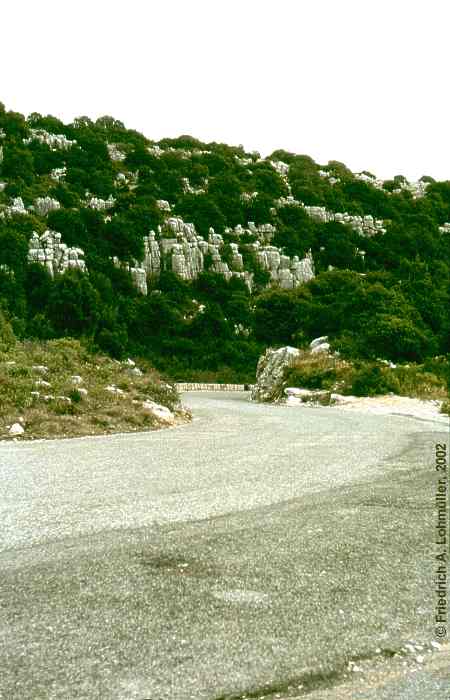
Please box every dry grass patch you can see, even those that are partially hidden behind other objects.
[0,338,190,440]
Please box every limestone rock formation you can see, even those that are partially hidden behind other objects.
[50,167,67,181]
[156,200,171,212]
[303,206,386,236]
[28,230,87,277]
[86,195,115,210]
[251,346,301,402]
[25,211,315,295]
[0,197,28,218]
[33,197,60,217]
[23,129,76,150]
[107,143,126,161]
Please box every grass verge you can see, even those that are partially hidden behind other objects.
[0,338,191,440]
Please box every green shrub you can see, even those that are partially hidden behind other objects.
[0,309,16,351]
[351,365,400,397]
[68,388,83,403]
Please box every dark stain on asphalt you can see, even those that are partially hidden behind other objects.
[138,552,220,578]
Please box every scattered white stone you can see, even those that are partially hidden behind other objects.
[142,400,174,424]
[347,661,363,673]
[77,388,88,397]
[32,365,49,374]
[431,641,442,650]
[125,358,135,367]
[415,655,425,664]
[330,393,356,404]
[71,375,83,385]
[285,395,303,406]
[310,341,330,354]
[35,379,51,388]
[309,335,329,349]
[105,385,125,396]
[131,367,143,376]
[9,423,24,435]
[285,387,305,397]
[56,396,72,403]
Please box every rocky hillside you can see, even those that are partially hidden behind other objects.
[0,103,449,383]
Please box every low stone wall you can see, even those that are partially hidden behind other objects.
[175,383,252,392]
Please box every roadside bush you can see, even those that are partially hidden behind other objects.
[0,309,16,351]
[284,353,355,394]
[351,365,400,396]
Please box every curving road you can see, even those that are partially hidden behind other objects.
[0,392,449,699]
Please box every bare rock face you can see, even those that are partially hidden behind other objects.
[33,197,60,217]
[25,211,315,296]
[0,197,28,218]
[86,195,115,210]
[23,129,76,150]
[28,230,87,277]
[251,346,301,402]
[107,143,126,161]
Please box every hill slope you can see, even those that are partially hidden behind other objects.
[0,103,449,383]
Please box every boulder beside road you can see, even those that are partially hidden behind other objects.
[251,346,300,402]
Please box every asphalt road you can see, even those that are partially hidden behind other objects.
[0,392,449,700]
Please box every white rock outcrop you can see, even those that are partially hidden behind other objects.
[9,423,25,435]
[23,129,76,150]
[251,346,301,402]
[309,336,331,354]
[50,167,67,181]
[28,230,87,277]
[33,197,60,217]
[86,195,115,211]
[0,197,28,218]
[107,143,126,161]
[142,400,175,424]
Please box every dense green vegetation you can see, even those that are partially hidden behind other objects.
[0,103,449,389]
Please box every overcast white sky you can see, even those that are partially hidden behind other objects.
[2,0,449,181]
